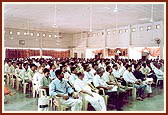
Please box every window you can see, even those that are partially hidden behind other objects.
[37,33,40,37]
[30,33,34,36]
[132,28,136,32]
[119,30,122,34]
[107,31,111,35]
[140,27,144,31]
[43,34,46,37]
[9,31,13,34]
[97,32,100,36]
[17,32,20,35]
[93,33,96,37]
[125,29,128,32]
[49,34,52,38]
[147,26,152,31]
[24,32,27,35]
[156,24,160,29]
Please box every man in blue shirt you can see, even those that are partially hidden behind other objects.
[49,69,82,111]
[49,64,56,80]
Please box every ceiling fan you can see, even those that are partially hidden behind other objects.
[138,4,154,23]
[53,4,62,38]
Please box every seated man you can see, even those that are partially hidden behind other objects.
[123,65,146,101]
[133,64,153,97]
[49,64,57,80]
[28,64,37,90]
[20,63,31,86]
[112,64,126,86]
[33,66,45,92]
[69,67,78,85]
[74,72,106,111]
[93,67,123,111]
[102,66,126,92]
[153,64,164,88]
[83,64,94,84]
[38,68,52,96]
[49,69,82,111]
[15,62,23,76]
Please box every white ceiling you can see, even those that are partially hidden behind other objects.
[4,3,164,34]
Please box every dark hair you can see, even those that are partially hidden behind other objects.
[12,62,16,65]
[7,60,12,63]
[43,68,50,74]
[83,64,89,71]
[71,67,76,73]
[142,63,146,67]
[23,63,28,68]
[92,63,98,68]
[106,66,111,72]
[55,69,62,76]
[113,64,117,68]
[30,64,36,68]
[77,72,83,77]
[125,64,132,70]
[50,63,55,68]
[134,64,139,69]
[17,62,22,66]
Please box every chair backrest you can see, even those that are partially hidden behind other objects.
[39,89,47,98]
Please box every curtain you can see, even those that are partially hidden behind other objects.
[5,49,70,58]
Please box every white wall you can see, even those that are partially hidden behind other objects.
[106,26,130,48]
[131,21,163,47]
[72,21,164,59]
[4,21,164,59]
[4,28,73,49]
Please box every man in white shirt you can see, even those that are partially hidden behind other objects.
[83,65,94,84]
[123,65,146,101]
[4,60,13,75]
[93,67,123,111]
[69,67,78,85]
[20,63,30,84]
[33,66,45,92]
[153,64,164,88]
[113,64,126,86]
[74,72,106,111]
[15,62,23,76]
[90,63,98,77]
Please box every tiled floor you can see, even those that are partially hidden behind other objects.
[4,86,164,112]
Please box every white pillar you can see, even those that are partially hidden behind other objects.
[104,48,108,58]
[128,25,132,59]
[40,38,43,58]
[69,48,73,58]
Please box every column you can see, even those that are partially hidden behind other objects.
[128,25,132,59]
[104,48,108,58]
[40,38,43,58]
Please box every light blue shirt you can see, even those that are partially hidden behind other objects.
[49,78,74,96]
[50,69,56,80]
